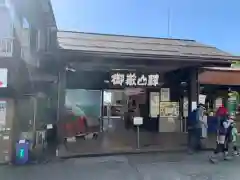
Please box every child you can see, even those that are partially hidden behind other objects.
[231,121,239,156]
[223,116,234,157]
[209,115,230,163]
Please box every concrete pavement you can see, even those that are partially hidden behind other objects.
[1,152,240,180]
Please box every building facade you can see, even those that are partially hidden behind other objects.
[0,0,57,163]
[1,0,240,159]
[54,31,240,156]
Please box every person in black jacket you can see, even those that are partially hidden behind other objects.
[187,109,198,153]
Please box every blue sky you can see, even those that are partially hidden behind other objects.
[51,0,240,55]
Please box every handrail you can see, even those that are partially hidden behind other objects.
[0,38,13,57]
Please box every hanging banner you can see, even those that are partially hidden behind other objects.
[227,91,239,117]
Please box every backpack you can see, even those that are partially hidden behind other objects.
[218,118,227,135]
[226,123,233,142]
[187,110,197,128]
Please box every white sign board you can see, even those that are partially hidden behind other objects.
[0,69,7,88]
[124,88,145,96]
[199,94,206,105]
[133,117,143,125]
[46,124,53,129]
[192,101,197,111]
[111,72,160,87]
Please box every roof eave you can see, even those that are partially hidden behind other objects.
[58,48,233,64]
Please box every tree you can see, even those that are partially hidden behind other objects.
[231,61,240,68]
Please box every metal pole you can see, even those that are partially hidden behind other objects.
[56,68,66,142]
[107,104,110,130]
[167,8,171,38]
[32,96,37,148]
[100,90,104,132]
[57,71,61,122]
[33,97,37,132]
[180,116,183,132]
[137,125,140,149]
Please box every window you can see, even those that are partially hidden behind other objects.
[29,28,38,51]
[22,18,29,29]
[36,30,46,51]
[46,28,55,50]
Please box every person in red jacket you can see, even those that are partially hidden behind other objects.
[216,105,228,133]
[216,105,228,117]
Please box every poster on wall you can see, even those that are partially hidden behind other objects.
[160,88,170,101]
[150,92,160,118]
[0,69,8,88]
[103,91,112,105]
[65,89,102,128]
[215,98,223,109]
[183,97,188,117]
[159,102,179,117]
[0,101,7,129]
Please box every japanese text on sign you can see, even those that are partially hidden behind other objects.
[111,72,160,87]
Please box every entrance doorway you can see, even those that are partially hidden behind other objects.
[64,89,102,137]
[102,89,145,133]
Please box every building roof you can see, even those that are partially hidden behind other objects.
[203,67,240,72]
[57,31,240,61]
[199,67,240,86]
[11,0,56,28]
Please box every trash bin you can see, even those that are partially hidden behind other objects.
[15,140,29,165]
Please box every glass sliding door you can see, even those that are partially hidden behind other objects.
[64,89,102,136]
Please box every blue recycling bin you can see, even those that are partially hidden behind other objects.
[207,116,218,133]
[15,141,29,165]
